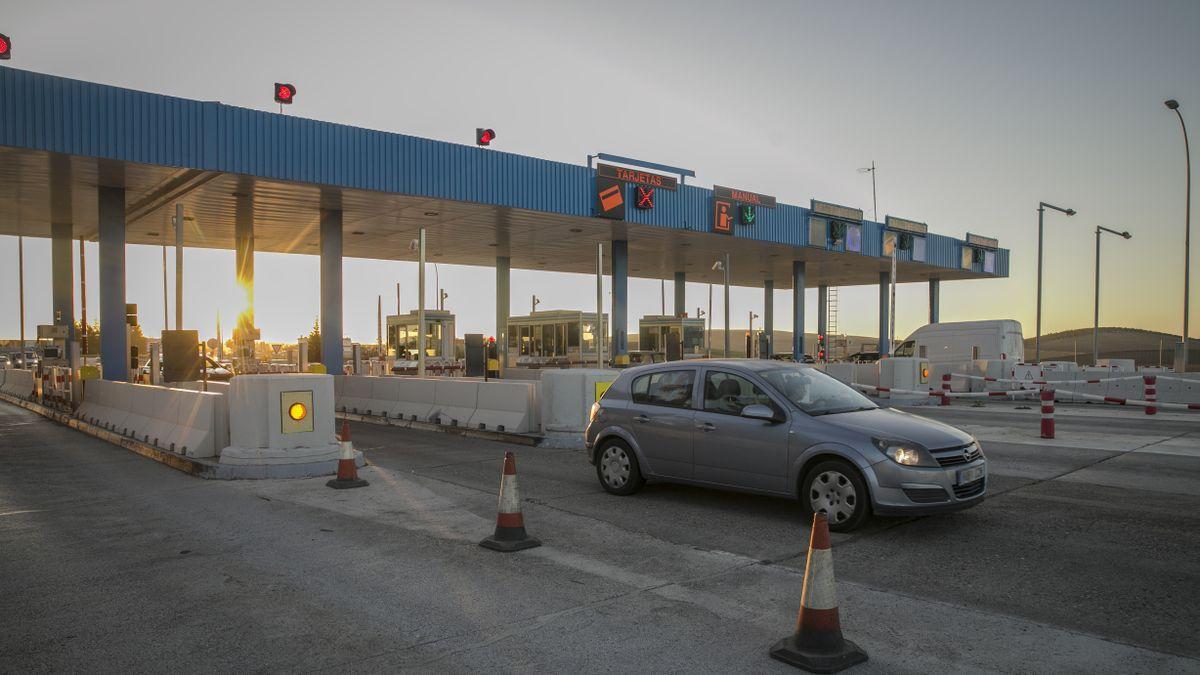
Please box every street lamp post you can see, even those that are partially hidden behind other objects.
[1166,99,1191,372]
[1092,226,1132,366]
[712,256,730,357]
[1035,201,1076,363]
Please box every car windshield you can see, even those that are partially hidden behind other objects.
[761,366,877,416]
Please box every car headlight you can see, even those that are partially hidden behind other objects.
[872,437,937,467]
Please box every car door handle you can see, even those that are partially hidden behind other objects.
[633,414,651,423]
[696,422,716,432]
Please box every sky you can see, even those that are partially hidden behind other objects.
[0,0,1198,345]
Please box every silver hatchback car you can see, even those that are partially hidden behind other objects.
[584,360,986,531]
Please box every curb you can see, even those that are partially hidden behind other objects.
[336,411,542,447]
[0,392,354,480]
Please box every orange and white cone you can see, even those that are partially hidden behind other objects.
[479,451,541,552]
[326,420,368,489]
[770,512,867,672]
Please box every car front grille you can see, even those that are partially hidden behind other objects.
[934,443,983,467]
[954,477,986,499]
[903,487,949,504]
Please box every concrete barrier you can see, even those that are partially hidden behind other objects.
[340,375,375,414]
[0,369,36,399]
[469,380,539,433]
[221,374,341,466]
[432,379,479,426]
[74,380,225,458]
[540,369,620,433]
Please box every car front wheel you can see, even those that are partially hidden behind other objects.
[595,439,645,496]
[802,459,870,532]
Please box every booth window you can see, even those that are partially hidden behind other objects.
[984,250,996,274]
[808,216,828,247]
[912,235,926,262]
[846,223,862,252]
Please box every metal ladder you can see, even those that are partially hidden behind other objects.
[827,286,839,355]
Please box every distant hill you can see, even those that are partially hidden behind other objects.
[1026,327,1199,366]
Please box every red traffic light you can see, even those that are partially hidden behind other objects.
[274,83,296,105]
[0,33,11,60]
[476,128,496,146]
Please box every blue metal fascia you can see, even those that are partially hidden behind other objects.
[0,66,1008,278]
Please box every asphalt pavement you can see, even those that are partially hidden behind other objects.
[1,399,1197,673]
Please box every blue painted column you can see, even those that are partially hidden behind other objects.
[612,240,629,363]
[98,187,127,381]
[496,256,510,376]
[320,209,343,372]
[762,279,774,358]
[792,262,806,359]
[673,272,686,317]
[879,271,891,356]
[929,278,940,324]
[817,284,828,356]
[51,222,74,342]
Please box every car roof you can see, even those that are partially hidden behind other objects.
[622,358,795,376]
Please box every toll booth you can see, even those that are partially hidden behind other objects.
[637,315,706,361]
[507,310,607,368]
[387,310,456,359]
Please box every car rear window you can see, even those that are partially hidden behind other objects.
[630,370,695,409]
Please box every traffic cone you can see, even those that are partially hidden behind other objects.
[769,512,867,673]
[326,420,368,489]
[479,451,541,552]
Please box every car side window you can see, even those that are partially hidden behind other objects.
[630,370,695,409]
[703,371,773,416]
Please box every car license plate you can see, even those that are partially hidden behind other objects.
[957,465,985,484]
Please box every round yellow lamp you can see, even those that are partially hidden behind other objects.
[287,401,308,422]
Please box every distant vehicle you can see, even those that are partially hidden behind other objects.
[585,360,987,531]
[893,319,1024,364]
[625,351,666,367]
[845,351,881,363]
[139,355,233,382]
[0,354,9,368]
[9,351,38,369]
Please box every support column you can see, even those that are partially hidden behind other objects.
[929,278,940,324]
[98,187,127,381]
[673,272,686,317]
[817,285,828,344]
[234,194,255,361]
[51,222,74,342]
[320,209,343,372]
[612,240,629,363]
[762,279,774,358]
[879,271,890,356]
[792,262,806,359]
[496,256,510,377]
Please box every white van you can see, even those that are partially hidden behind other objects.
[893,320,1024,365]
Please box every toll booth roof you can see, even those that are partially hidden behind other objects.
[0,66,1008,289]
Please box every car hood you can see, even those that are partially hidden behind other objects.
[816,407,973,450]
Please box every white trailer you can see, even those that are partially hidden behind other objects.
[893,320,1024,365]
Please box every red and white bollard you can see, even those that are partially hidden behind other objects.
[1040,388,1055,439]
[1143,375,1157,416]
[940,373,951,406]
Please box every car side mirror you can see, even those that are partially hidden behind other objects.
[741,404,780,422]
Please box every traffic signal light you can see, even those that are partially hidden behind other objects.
[476,128,496,146]
[739,204,756,226]
[0,33,10,60]
[817,333,826,361]
[274,83,296,105]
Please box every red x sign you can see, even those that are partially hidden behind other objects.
[635,186,655,210]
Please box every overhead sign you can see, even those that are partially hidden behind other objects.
[885,215,929,235]
[597,163,678,191]
[966,233,999,249]
[714,185,776,209]
[634,186,655,210]
[739,204,756,226]
[595,177,626,220]
[713,198,735,234]
[811,200,863,222]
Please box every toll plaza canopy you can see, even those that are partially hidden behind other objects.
[0,66,1009,377]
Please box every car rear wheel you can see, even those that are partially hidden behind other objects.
[802,459,870,532]
[596,439,645,496]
